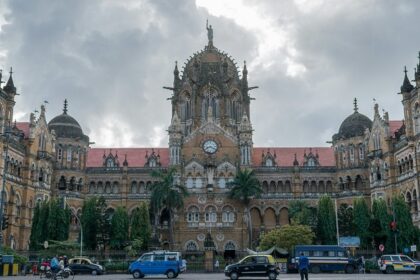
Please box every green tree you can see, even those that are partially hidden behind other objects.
[392,195,418,252]
[29,203,41,250]
[317,195,337,244]
[110,206,129,249]
[289,200,317,231]
[150,168,188,248]
[96,196,110,248]
[228,168,262,249]
[371,199,391,250]
[81,197,99,250]
[131,202,151,250]
[337,203,355,236]
[353,197,371,248]
[259,224,314,252]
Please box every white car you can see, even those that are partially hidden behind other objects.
[378,254,420,274]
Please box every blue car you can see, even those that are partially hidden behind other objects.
[129,251,185,279]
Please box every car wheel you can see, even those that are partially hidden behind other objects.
[133,270,143,279]
[385,266,394,274]
[345,265,354,274]
[268,271,277,280]
[230,271,239,280]
[167,270,176,279]
[311,265,321,274]
[91,270,98,276]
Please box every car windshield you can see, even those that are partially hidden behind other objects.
[239,256,256,264]
[400,256,414,262]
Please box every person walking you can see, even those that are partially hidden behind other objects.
[298,252,309,280]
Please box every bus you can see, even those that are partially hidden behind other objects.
[290,245,356,274]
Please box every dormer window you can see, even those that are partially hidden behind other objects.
[106,158,114,168]
[307,158,316,167]
[265,158,273,167]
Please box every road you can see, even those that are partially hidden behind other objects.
[14,273,420,280]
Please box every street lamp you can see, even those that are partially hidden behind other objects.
[0,125,11,253]
[63,198,83,256]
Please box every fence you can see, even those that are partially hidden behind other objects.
[17,249,250,273]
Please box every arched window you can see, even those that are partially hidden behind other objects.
[359,145,365,161]
[89,182,95,193]
[307,158,316,167]
[105,182,112,194]
[310,181,317,192]
[131,181,138,194]
[205,206,217,223]
[218,177,226,188]
[225,241,236,251]
[187,206,199,223]
[185,240,199,251]
[303,181,309,193]
[77,178,83,192]
[195,178,203,188]
[112,182,119,193]
[106,158,114,167]
[285,180,291,192]
[222,206,235,223]
[265,158,273,167]
[186,176,193,189]
[97,182,104,193]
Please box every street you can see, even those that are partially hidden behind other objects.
[11,273,420,280]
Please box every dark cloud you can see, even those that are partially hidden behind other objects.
[0,0,419,148]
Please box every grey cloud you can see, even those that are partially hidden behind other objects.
[0,0,419,148]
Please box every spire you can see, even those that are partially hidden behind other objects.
[123,154,128,167]
[353,98,358,113]
[401,66,414,92]
[173,61,180,89]
[243,60,248,76]
[293,153,299,166]
[416,51,420,80]
[63,99,68,114]
[0,69,3,88]
[3,67,16,94]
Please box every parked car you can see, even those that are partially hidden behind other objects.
[378,254,420,274]
[68,257,105,275]
[224,254,279,280]
[128,250,185,279]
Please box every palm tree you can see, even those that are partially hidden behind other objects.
[149,168,188,248]
[228,168,262,249]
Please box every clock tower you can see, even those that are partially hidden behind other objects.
[167,26,254,192]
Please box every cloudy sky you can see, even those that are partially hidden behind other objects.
[0,0,419,148]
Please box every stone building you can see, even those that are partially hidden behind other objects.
[0,29,419,253]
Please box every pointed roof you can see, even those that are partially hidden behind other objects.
[3,67,16,94]
[401,66,414,92]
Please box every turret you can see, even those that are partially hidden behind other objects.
[415,51,420,87]
[3,67,16,96]
[239,111,253,166]
[400,66,414,95]
[173,61,181,90]
[168,111,182,165]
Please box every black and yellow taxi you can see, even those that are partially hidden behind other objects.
[224,254,279,280]
[379,254,420,274]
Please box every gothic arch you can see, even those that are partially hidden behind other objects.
[264,207,276,229]
[250,207,262,228]
[279,207,289,226]
[185,240,199,251]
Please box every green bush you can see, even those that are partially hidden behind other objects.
[1,247,28,265]
[104,261,130,271]
[365,259,379,271]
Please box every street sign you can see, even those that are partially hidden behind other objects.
[379,244,384,252]
[404,247,409,254]
[411,245,417,252]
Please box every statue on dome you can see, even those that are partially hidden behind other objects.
[206,19,213,46]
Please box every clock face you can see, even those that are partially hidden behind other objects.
[203,140,218,154]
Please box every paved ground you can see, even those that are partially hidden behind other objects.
[10,273,420,280]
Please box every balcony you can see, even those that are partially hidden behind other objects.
[367,149,382,159]
[37,150,53,160]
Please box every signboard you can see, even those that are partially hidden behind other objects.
[339,236,360,247]
[411,245,417,252]
[404,247,409,254]
[379,244,384,252]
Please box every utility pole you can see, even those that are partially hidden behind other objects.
[335,198,340,246]
[0,125,11,254]
[63,198,83,256]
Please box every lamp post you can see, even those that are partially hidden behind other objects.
[0,125,11,254]
[64,199,83,256]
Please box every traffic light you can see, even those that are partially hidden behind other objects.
[389,220,397,231]
[2,216,9,230]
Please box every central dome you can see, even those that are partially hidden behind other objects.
[334,111,372,141]
[48,100,88,141]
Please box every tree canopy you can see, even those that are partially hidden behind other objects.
[317,195,337,244]
[110,206,129,249]
[259,224,314,252]
[353,197,371,248]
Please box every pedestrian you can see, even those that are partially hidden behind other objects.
[298,252,309,280]
[214,259,219,271]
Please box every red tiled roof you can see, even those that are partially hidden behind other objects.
[252,147,335,167]
[389,120,403,136]
[16,122,30,139]
[86,148,169,168]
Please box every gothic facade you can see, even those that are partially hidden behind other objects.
[1,34,420,253]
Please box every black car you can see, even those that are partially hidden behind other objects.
[68,257,105,275]
[224,255,279,280]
